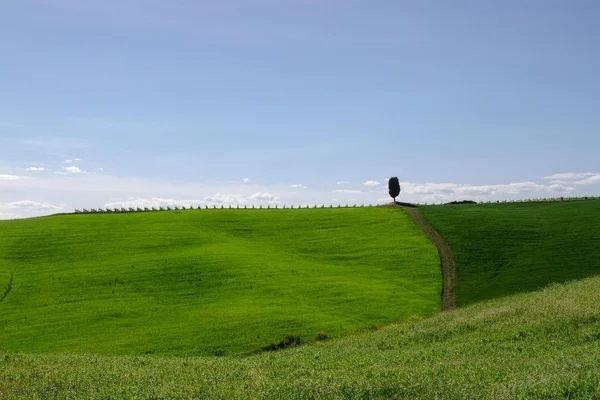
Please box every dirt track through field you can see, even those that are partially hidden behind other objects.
[404,207,455,311]
[0,271,14,305]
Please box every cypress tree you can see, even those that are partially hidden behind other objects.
[388,177,401,203]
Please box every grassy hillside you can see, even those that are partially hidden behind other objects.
[0,207,440,356]
[419,200,600,306]
[2,275,599,399]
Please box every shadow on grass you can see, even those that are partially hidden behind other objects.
[395,201,418,208]
[378,201,419,208]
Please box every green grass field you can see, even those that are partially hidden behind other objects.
[0,207,440,356]
[2,200,600,398]
[419,200,600,306]
[2,274,599,399]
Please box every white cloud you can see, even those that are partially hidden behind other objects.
[290,184,307,189]
[1,170,598,220]
[204,193,247,204]
[105,197,204,209]
[403,181,577,200]
[104,193,281,209]
[332,189,362,194]
[243,178,249,183]
[0,200,64,219]
[27,167,45,171]
[0,211,20,219]
[573,174,600,185]
[1,200,63,211]
[548,184,576,193]
[363,181,380,186]
[544,172,598,180]
[62,158,82,164]
[0,174,27,180]
[63,166,86,174]
[336,181,349,185]
[248,192,278,202]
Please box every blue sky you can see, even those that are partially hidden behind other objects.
[1,0,599,218]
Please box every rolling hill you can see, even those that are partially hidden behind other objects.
[2,274,598,399]
[0,207,440,356]
[419,199,600,306]
[2,200,599,398]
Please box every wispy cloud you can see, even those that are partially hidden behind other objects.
[573,175,600,185]
[56,166,87,175]
[363,180,380,186]
[65,166,84,173]
[248,192,278,202]
[204,193,247,204]
[403,181,576,200]
[290,184,307,189]
[332,189,362,194]
[104,192,281,209]
[336,181,349,185]
[0,200,63,219]
[62,158,82,164]
[544,172,598,180]
[26,167,45,171]
[242,178,249,183]
[105,197,205,209]
[0,174,27,180]
[0,200,63,211]
[543,172,600,186]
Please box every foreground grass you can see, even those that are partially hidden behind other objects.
[0,208,439,356]
[2,275,599,399]
[419,200,600,306]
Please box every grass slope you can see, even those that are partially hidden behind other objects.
[0,208,440,356]
[419,200,600,306]
[2,275,599,399]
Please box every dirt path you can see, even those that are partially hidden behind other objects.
[404,207,455,311]
[0,271,14,305]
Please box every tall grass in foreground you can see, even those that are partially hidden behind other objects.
[2,275,599,399]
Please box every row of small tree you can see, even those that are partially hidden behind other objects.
[73,203,380,214]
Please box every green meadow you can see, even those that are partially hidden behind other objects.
[0,207,440,356]
[419,199,600,306]
[1,200,600,398]
[2,275,599,399]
